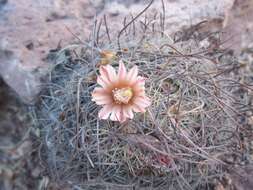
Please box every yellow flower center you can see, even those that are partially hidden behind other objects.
[113,87,133,104]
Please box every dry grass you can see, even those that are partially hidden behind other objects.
[34,8,253,190]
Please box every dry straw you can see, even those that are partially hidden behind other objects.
[34,1,253,189]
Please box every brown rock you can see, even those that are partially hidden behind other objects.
[0,49,41,104]
[222,0,253,54]
[102,0,233,35]
[0,0,95,104]
[229,166,253,190]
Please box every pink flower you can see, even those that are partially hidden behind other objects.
[92,60,151,123]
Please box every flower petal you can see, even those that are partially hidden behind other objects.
[110,105,121,121]
[133,76,146,94]
[133,96,151,108]
[119,106,127,123]
[132,103,146,113]
[94,62,150,122]
[122,105,134,119]
[107,65,118,82]
[92,87,108,94]
[98,104,113,120]
[109,105,127,123]
[92,93,112,105]
[126,65,138,84]
[118,60,127,80]
[100,65,117,83]
[135,76,145,87]
[97,76,110,88]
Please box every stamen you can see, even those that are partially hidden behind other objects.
[113,87,133,104]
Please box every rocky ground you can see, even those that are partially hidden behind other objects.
[0,0,252,189]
